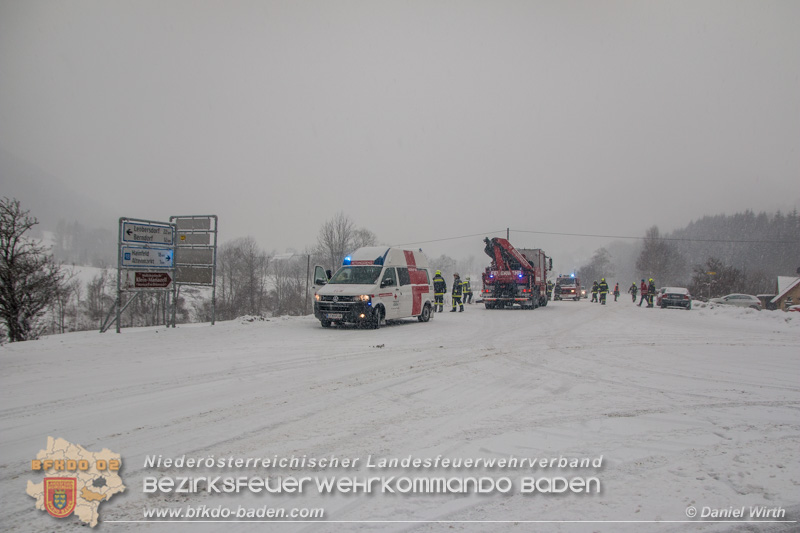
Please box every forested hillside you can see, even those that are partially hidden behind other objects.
[579,210,800,296]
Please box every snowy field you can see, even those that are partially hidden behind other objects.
[2,299,799,532]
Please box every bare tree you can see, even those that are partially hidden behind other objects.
[578,247,614,285]
[269,255,307,316]
[216,237,270,319]
[0,198,66,341]
[351,227,378,251]
[50,272,79,334]
[636,226,687,285]
[84,270,113,329]
[315,212,377,270]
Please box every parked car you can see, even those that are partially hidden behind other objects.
[657,287,692,309]
[655,287,666,306]
[709,293,762,310]
[787,305,800,313]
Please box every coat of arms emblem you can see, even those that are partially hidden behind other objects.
[44,477,77,518]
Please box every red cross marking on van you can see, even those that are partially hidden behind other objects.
[403,251,430,315]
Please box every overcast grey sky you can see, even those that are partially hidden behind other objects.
[1,1,798,270]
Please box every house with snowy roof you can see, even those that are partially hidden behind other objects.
[772,276,800,311]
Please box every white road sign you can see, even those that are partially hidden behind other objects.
[121,246,173,268]
[122,222,174,245]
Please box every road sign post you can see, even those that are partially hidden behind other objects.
[101,217,176,333]
[170,215,218,327]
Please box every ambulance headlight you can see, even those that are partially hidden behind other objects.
[315,293,320,301]
[356,294,371,302]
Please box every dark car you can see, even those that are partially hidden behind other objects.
[658,287,692,310]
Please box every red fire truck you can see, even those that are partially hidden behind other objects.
[481,237,551,309]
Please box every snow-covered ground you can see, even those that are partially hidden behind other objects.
[2,300,798,532]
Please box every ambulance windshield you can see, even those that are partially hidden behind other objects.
[328,266,383,285]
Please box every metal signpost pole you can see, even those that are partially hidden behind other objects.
[212,215,217,326]
[116,218,122,333]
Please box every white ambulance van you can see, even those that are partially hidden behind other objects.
[312,247,435,328]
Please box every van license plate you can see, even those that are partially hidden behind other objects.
[326,313,343,319]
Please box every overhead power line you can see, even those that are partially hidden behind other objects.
[392,230,506,247]
[394,228,799,247]
[512,229,799,245]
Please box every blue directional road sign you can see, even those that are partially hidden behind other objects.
[121,246,173,268]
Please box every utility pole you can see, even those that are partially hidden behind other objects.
[305,255,310,315]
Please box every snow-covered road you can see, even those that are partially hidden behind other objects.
[2,300,798,532]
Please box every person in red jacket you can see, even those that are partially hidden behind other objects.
[638,279,648,307]
[613,282,620,302]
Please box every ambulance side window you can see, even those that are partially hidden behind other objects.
[397,268,411,286]
[380,268,397,288]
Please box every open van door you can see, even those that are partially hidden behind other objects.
[312,265,328,289]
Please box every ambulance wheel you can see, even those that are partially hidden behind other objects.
[320,319,331,328]
[418,304,432,322]
[371,307,383,329]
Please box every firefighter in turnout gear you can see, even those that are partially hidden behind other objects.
[629,282,638,303]
[613,282,620,302]
[432,270,447,312]
[647,278,656,308]
[598,278,609,305]
[547,280,554,300]
[638,279,648,307]
[591,281,599,302]
[463,276,473,304]
[451,273,464,312]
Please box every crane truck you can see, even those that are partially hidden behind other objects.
[481,237,551,309]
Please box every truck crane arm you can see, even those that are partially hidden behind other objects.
[483,237,534,272]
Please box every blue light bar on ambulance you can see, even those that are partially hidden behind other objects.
[343,256,352,265]
[518,273,523,278]
[571,273,575,278]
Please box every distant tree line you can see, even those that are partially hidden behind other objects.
[51,220,116,267]
[578,210,800,298]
